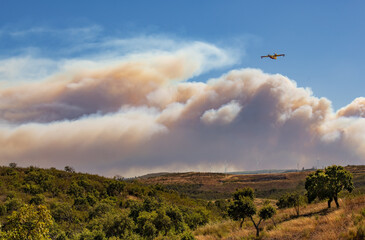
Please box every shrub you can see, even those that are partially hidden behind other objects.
[102,211,135,238]
[89,202,113,219]
[2,204,54,240]
[29,194,45,205]
[73,197,89,210]
[0,204,6,216]
[5,198,22,212]
[51,203,74,223]
[180,230,196,240]
[276,192,305,216]
[107,181,126,197]
[8,163,17,168]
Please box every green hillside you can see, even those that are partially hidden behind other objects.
[0,165,225,240]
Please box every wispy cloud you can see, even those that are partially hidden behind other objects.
[6,25,103,40]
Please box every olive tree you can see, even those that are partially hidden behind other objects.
[305,165,353,208]
[228,188,276,237]
[228,195,256,228]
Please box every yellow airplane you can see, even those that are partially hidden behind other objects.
[261,53,285,59]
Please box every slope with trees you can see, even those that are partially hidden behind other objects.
[0,164,223,239]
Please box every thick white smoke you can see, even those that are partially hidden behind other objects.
[0,39,364,177]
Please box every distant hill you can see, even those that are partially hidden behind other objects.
[139,165,365,200]
[228,168,302,175]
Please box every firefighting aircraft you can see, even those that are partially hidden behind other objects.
[261,53,285,59]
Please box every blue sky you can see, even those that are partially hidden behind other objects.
[1,1,364,110]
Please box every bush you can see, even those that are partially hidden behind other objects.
[77,229,106,240]
[74,197,89,210]
[89,202,113,219]
[64,166,75,173]
[8,163,17,168]
[180,230,196,240]
[183,208,209,230]
[0,204,6,216]
[29,194,45,205]
[107,181,126,197]
[2,204,54,240]
[276,192,305,216]
[101,211,135,238]
[51,203,74,223]
[23,183,43,194]
[5,198,22,212]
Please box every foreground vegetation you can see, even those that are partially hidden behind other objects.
[0,164,363,239]
[0,165,226,239]
[194,195,365,240]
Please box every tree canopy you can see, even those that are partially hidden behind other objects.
[305,165,354,208]
[228,188,276,237]
[1,204,53,240]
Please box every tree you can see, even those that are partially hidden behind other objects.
[64,166,75,173]
[8,163,17,168]
[2,204,54,240]
[233,187,254,201]
[102,211,135,238]
[276,192,305,216]
[252,204,276,237]
[305,165,354,208]
[228,195,256,228]
[228,187,255,228]
[228,188,276,236]
[107,181,126,197]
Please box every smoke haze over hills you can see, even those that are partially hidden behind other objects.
[0,38,364,177]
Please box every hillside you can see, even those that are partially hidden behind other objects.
[0,165,223,239]
[194,195,365,240]
[139,165,365,199]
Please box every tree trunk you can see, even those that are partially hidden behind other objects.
[327,198,332,208]
[334,196,339,208]
[250,216,262,237]
[240,219,244,229]
[271,217,277,227]
[295,205,300,216]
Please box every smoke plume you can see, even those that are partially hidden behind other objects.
[0,39,364,177]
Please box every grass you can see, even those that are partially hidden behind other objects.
[140,165,365,200]
[193,195,365,240]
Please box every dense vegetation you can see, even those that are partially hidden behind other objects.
[0,165,227,239]
[0,164,363,239]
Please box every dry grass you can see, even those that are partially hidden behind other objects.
[194,195,365,240]
[140,166,365,199]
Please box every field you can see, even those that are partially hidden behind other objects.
[194,195,365,240]
[139,165,365,200]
